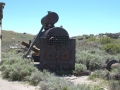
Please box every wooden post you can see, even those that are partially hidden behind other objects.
[0,2,5,62]
[0,21,1,62]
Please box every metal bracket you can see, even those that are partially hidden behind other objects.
[0,35,2,39]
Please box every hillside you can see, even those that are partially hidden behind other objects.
[1,30,34,51]
[2,30,120,55]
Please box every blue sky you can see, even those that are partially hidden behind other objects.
[2,0,120,36]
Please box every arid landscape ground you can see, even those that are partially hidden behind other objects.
[1,30,120,90]
[0,71,105,90]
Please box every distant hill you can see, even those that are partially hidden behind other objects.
[1,30,120,53]
[1,30,34,51]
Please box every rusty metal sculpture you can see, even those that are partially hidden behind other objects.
[22,11,76,72]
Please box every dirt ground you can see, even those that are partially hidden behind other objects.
[64,75,97,85]
[0,71,108,90]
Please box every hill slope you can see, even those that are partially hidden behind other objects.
[1,30,34,51]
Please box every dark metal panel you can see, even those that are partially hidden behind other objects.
[39,37,75,71]
[39,37,57,71]
[59,39,76,71]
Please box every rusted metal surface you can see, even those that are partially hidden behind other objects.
[44,27,69,37]
[39,37,75,71]
[60,49,71,61]
[21,41,40,56]
[34,30,47,48]
[22,11,76,72]
[34,27,69,49]
[41,11,59,25]
[32,56,40,62]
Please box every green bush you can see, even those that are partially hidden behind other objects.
[108,65,120,80]
[0,58,19,67]
[99,37,114,44]
[1,52,62,86]
[88,72,99,80]
[40,75,101,90]
[116,64,120,73]
[88,70,110,80]
[0,59,36,81]
[74,63,87,73]
[40,77,72,90]
[76,52,104,70]
[0,50,36,81]
[26,70,44,86]
[108,80,120,90]
[88,50,96,54]
[87,37,96,42]
[90,85,103,90]
[88,56,104,70]
[76,52,94,64]
[103,43,120,54]
[40,75,90,90]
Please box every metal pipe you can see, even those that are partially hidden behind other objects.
[22,25,44,58]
